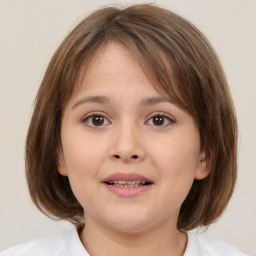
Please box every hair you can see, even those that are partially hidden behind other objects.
[25,4,237,231]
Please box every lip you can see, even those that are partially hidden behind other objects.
[102,172,153,183]
[102,172,154,198]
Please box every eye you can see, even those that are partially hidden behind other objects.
[83,113,111,127]
[146,113,174,127]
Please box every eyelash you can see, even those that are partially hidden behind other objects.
[82,112,175,128]
[82,112,110,127]
[146,112,175,127]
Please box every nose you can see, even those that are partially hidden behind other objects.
[109,123,146,163]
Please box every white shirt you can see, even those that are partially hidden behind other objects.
[0,227,248,256]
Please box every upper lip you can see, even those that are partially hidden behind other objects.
[102,172,153,183]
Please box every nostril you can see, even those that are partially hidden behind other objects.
[112,154,139,160]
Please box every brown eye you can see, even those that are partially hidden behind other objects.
[146,114,174,127]
[92,116,104,126]
[152,116,165,126]
[83,114,110,127]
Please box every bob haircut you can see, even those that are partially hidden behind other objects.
[26,4,237,231]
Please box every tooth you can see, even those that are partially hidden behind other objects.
[110,180,149,187]
[127,181,136,185]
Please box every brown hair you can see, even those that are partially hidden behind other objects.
[26,4,237,231]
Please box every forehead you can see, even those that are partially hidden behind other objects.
[71,42,170,101]
[64,40,190,118]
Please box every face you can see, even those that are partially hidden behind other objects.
[58,42,209,233]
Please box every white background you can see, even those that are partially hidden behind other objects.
[0,0,255,255]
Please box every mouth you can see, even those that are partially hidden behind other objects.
[105,180,153,187]
[102,172,154,197]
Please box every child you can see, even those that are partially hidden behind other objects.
[0,4,248,256]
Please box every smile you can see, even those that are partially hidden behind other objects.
[102,172,154,197]
[106,180,151,187]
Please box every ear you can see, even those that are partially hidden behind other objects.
[194,151,211,180]
[56,150,68,177]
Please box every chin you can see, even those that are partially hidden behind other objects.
[101,211,156,234]
[111,222,153,234]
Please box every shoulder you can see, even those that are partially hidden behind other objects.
[185,232,249,256]
[0,232,70,256]
[0,227,89,256]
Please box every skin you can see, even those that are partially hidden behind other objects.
[58,42,210,256]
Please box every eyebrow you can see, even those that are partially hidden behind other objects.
[72,96,111,109]
[72,95,174,109]
[141,96,174,106]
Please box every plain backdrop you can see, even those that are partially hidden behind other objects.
[0,0,255,255]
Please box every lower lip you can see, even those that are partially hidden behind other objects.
[103,183,153,197]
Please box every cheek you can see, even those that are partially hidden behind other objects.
[62,131,107,172]
[61,137,105,209]
[61,132,108,195]
[148,131,200,203]
[150,133,200,174]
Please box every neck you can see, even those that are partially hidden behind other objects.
[79,216,187,256]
